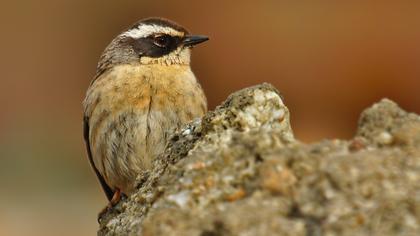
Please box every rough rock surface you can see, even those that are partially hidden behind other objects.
[98,83,420,236]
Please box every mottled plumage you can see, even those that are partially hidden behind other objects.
[83,18,208,202]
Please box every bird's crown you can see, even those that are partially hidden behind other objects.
[122,17,190,39]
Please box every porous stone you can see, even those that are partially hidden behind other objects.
[98,85,420,236]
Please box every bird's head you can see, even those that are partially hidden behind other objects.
[96,17,208,77]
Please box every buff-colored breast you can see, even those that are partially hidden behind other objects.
[84,64,207,194]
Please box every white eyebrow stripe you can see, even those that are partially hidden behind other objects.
[122,24,184,39]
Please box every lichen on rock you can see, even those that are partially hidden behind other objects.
[98,84,420,236]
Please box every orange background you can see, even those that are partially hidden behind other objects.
[1,1,419,235]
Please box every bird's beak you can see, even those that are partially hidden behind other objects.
[183,35,209,47]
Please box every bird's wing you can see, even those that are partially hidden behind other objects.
[83,116,114,201]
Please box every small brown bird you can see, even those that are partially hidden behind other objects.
[83,17,208,206]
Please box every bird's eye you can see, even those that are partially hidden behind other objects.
[153,35,171,48]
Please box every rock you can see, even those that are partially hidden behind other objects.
[98,84,420,236]
[356,98,420,148]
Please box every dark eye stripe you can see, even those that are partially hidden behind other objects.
[121,34,184,58]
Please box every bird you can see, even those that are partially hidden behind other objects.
[82,17,208,209]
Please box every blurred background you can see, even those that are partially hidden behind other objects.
[1,1,419,235]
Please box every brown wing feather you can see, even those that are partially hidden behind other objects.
[83,116,114,201]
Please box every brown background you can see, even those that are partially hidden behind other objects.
[1,1,419,235]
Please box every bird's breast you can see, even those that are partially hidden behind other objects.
[84,64,207,193]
